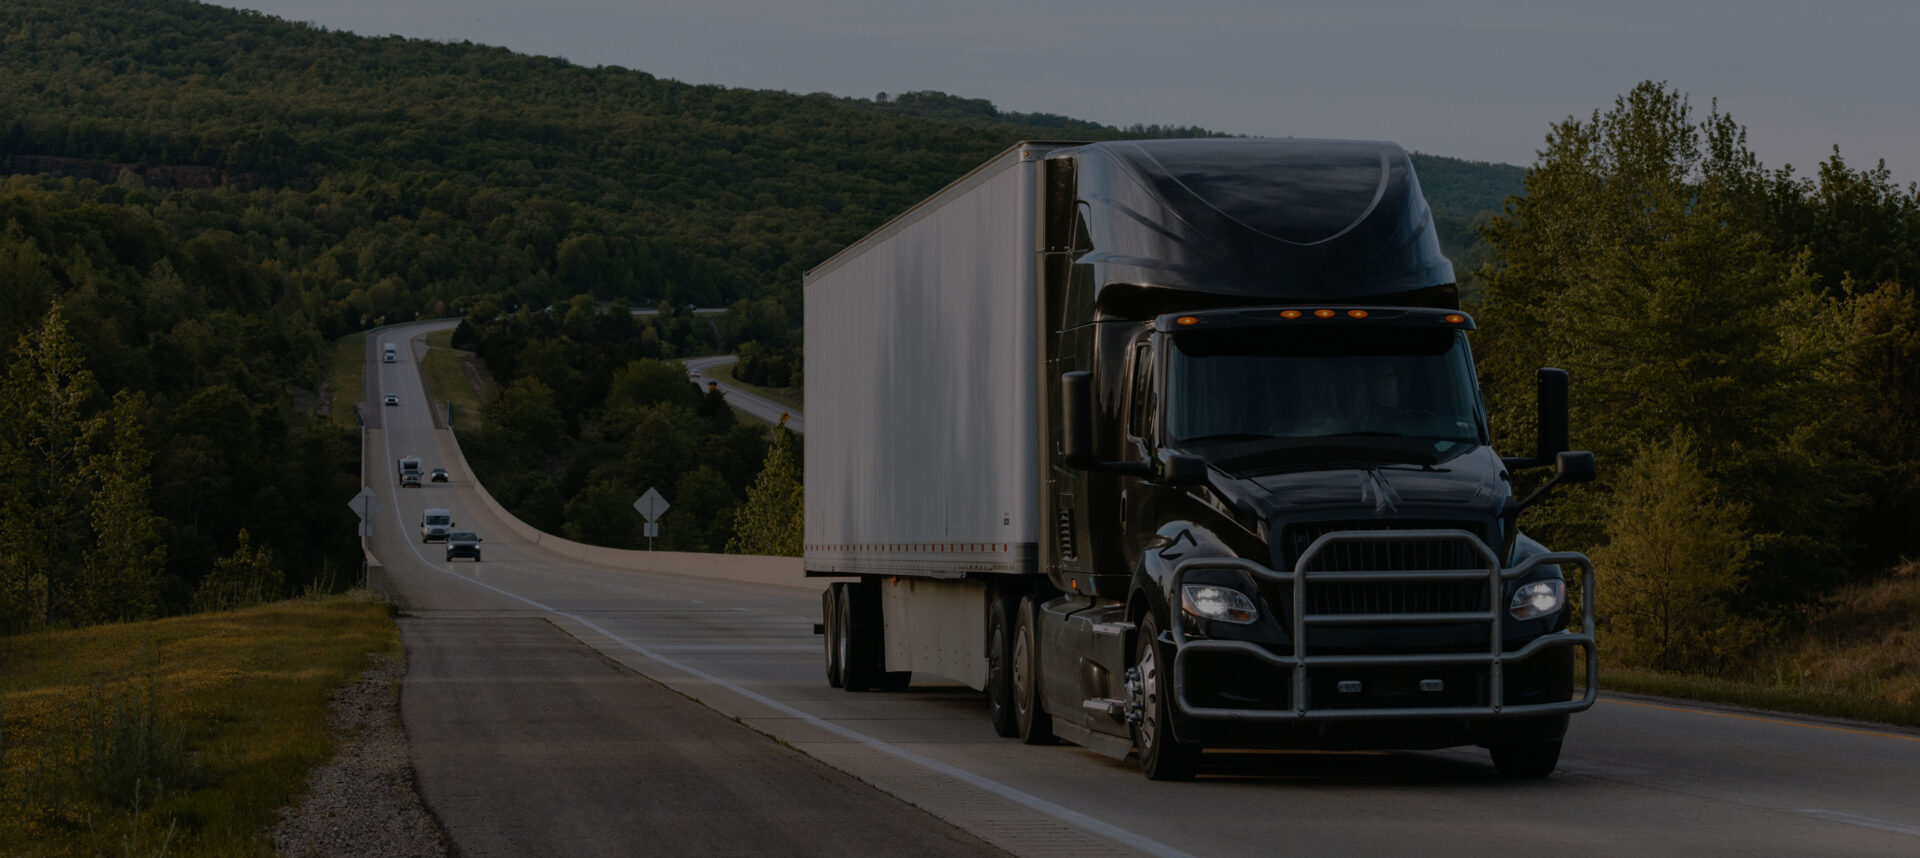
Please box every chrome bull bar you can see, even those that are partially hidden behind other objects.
[1168,529,1596,722]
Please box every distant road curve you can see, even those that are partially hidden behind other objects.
[631,306,729,317]
[684,355,804,434]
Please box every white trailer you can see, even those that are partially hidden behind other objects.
[804,143,1058,690]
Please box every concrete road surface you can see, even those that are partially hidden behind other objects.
[364,320,1920,858]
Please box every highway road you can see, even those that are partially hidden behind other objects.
[683,354,804,433]
[363,320,1920,857]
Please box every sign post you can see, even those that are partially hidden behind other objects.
[633,487,669,550]
[349,487,382,537]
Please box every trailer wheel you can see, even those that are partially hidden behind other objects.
[838,583,874,691]
[1132,614,1198,780]
[985,595,1018,737]
[1489,740,1562,778]
[823,586,843,688]
[1013,596,1054,744]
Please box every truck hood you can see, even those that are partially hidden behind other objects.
[1203,444,1508,524]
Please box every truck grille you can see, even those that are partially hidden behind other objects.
[1279,520,1491,616]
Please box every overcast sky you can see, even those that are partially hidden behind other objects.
[215,0,1919,184]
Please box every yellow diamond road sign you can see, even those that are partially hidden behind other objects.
[634,487,669,522]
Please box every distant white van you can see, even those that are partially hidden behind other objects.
[383,342,398,362]
[420,508,455,542]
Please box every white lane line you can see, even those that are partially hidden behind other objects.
[644,645,818,653]
[1795,809,1920,838]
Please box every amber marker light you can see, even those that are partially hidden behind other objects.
[1346,309,1370,319]
[1176,315,1200,326]
[1313,309,1337,319]
[1279,309,1303,319]
[1444,314,1467,324]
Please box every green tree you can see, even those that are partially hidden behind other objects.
[193,529,282,611]
[76,393,166,624]
[0,305,100,631]
[487,377,566,455]
[667,464,736,552]
[562,479,637,548]
[622,404,698,498]
[1476,81,1862,616]
[1592,430,1760,672]
[726,428,802,556]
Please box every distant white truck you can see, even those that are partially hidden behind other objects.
[383,342,398,363]
[397,456,421,478]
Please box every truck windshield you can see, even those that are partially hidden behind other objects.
[1166,326,1484,464]
[426,515,450,526]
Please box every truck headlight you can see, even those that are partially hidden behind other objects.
[1508,580,1564,621]
[1182,585,1258,624]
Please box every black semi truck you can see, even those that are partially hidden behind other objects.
[804,138,1596,779]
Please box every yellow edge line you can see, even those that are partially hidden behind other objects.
[1602,696,1920,743]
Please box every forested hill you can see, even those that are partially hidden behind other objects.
[1,0,1519,331]
[0,0,1520,629]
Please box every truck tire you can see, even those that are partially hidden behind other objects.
[840,580,910,691]
[1489,740,1562,778]
[823,586,844,688]
[1013,596,1054,744]
[1133,614,1199,780]
[837,583,875,691]
[985,595,1018,737]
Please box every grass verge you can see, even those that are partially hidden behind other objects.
[712,360,804,414]
[0,592,399,856]
[422,329,488,433]
[1599,561,1920,729]
[326,332,366,432]
[1602,668,1920,728]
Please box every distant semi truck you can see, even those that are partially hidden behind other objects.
[803,139,1598,780]
[383,342,398,363]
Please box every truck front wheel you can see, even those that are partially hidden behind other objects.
[1013,596,1054,744]
[985,595,1018,737]
[1132,614,1199,780]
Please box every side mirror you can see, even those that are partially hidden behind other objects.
[1555,450,1596,484]
[1060,370,1151,477]
[1158,450,1208,487]
[1503,367,1570,471]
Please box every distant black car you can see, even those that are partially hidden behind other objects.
[383,394,399,406]
[430,467,449,482]
[445,531,482,562]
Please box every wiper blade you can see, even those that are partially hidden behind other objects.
[1179,433,1276,444]
[1298,431,1408,439]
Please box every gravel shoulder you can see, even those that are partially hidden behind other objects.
[272,652,449,858]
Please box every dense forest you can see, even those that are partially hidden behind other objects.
[0,0,1524,632]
